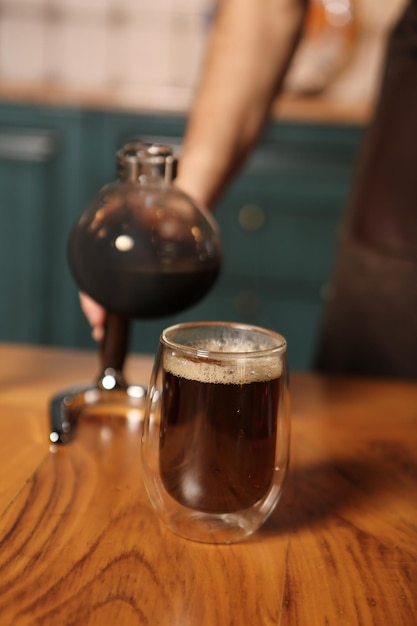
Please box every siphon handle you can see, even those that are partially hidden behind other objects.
[97,313,130,390]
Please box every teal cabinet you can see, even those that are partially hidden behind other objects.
[210,123,364,370]
[0,102,363,370]
[0,105,89,347]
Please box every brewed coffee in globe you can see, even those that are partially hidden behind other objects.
[48,141,222,445]
[68,141,222,320]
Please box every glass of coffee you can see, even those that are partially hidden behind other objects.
[141,321,290,544]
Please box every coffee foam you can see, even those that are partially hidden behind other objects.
[163,350,283,385]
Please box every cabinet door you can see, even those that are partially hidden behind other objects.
[0,129,56,343]
[211,122,363,370]
[0,105,89,348]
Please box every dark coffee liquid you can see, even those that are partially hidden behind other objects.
[69,263,219,318]
[68,216,220,318]
[160,369,280,513]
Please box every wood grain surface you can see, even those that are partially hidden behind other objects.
[0,342,416,625]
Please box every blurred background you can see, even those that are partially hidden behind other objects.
[0,0,406,106]
[0,0,212,107]
[0,0,407,371]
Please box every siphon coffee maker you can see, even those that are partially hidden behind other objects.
[49,140,222,444]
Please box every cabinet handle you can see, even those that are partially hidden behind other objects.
[238,204,265,232]
[0,132,56,162]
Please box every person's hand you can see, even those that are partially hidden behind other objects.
[79,292,106,342]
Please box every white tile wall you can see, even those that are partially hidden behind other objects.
[168,12,208,88]
[4,0,46,6]
[48,10,109,86]
[0,0,213,90]
[113,11,173,87]
[0,12,47,82]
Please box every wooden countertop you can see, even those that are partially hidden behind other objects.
[0,80,372,126]
[1,342,416,625]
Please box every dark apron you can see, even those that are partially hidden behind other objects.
[315,0,417,379]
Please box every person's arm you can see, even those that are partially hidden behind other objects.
[175,0,308,209]
[81,0,307,339]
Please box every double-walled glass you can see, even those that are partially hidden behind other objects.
[141,322,290,543]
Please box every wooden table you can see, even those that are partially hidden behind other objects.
[1,342,416,625]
